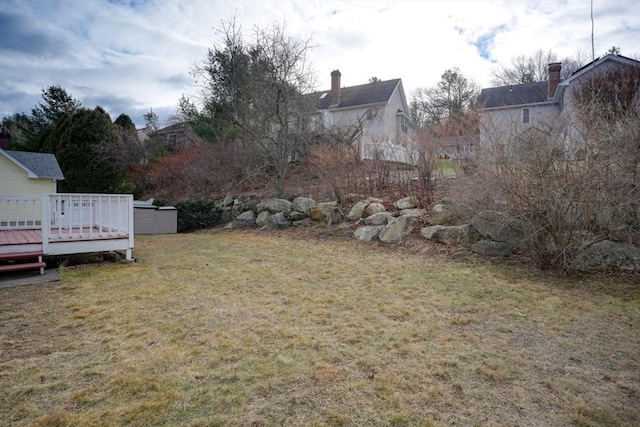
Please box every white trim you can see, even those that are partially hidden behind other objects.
[553,54,640,103]
[324,100,388,113]
[479,100,555,112]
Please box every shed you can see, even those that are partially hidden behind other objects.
[134,201,177,234]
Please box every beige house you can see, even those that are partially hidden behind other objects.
[309,70,415,163]
[0,148,64,195]
[1,149,135,273]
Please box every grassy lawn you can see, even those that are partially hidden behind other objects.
[1,231,639,426]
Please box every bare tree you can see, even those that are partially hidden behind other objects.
[491,49,588,86]
[411,68,479,128]
[191,19,316,196]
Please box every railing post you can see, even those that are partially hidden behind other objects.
[41,194,50,254]
[127,194,134,260]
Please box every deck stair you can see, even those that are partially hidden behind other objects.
[0,251,46,275]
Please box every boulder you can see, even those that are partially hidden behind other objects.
[379,216,417,243]
[234,210,256,228]
[288,210,307,221]
[347,201,369,221]
[256,198,293,214]
[394,196,418,210]
[243,198,260,212]
[292,197,316,214]
[421,224,477,245]
[265,212,292,230]
[255,211,271,227]
[432,203,445,213]
[471,239,512,257]
[471,210,526,249]
[364,202,386,217]
[399,208,427,218]
[574,240,640,271]
[219,210,232,225]
[354,225,385,242]
[222,194,235,208]
[364,212,394,226]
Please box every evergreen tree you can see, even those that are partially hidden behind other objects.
[43,107,126,193]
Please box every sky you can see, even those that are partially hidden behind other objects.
[1,0,638,129]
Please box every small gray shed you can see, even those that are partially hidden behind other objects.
[134,201,177,234]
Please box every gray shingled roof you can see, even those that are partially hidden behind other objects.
[309,78,401,110]
[478,81,549,109]
[5,150,65,180]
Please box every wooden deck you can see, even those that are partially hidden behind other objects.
[0,229,41,246]
[0,228,130,247]
[1,194,134,265]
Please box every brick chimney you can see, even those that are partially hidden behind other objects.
[548,62,562,98]
[330,69,341,105]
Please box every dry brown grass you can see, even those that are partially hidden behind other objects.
[1,230,639,426]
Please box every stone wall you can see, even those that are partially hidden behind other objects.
[209,194,640,272]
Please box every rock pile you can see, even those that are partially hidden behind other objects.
[213,194,639,271]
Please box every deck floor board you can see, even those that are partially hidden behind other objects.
[0,228,129,247]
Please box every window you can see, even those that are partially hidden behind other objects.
[522,108,530,124]
[401,116,408,133]
[366,108,374,120]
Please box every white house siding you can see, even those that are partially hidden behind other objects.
[480,55,640,162]
[331,95,413,163]
[479,103,560,154]
[313,79,415,164]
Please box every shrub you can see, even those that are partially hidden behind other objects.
[465,63,640,270]
[175,198,221,232]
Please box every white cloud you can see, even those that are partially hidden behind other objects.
[0,0,637,128]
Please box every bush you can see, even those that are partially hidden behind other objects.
[175,198,221,232]
[152,198,167,207]
[466,63,640,270]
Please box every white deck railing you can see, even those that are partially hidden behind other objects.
[47,194,132,239]
[0,195,42,229]
[0,193,134,259]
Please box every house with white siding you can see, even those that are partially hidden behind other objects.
[477,54,640,158]
[309,70,415,163]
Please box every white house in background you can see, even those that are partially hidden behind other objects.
[309,70,415,163]
[478,54,640,152]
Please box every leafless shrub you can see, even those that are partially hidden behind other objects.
[306,144,364,204]
[465,63,639,270]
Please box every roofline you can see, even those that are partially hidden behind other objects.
[479,100,556,112]
[553,54,640,103]
[312,78,402,111]
[0,148,39,179]
[391,79,410,116]
[565,54,639,83]
[321,100,389,112]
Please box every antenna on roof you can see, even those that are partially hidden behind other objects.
[591,0,595,61]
